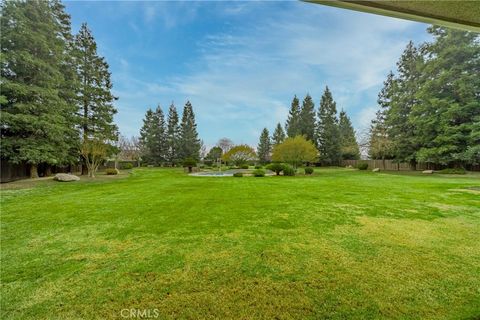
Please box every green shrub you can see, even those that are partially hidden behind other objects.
[252,169,265,177]
[356,162,369,170]
[233,172,243,177]
[255,165,263,169]
[240,164,249,169]
[266,163,284,175]
[122,163,133,170]
[182,158,197,167]
[439,168,466,174]
[304,167,314,175]
[105,168,119,175]
[283,165,295,176]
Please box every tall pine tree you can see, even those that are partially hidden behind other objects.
[74,23,118,175]
[338,110,360,160]
[272,123,286,146]
[285,95,301,138]
[179,101,201,161]
[1,0,79,178]
[166,103,180,166]
[316,86,341,165]
[257,128,271,164]
[369,72,395,165]
[299,94,316,141]
[386,41,421,168]
[139,106,167,165]
[412,27,480,167]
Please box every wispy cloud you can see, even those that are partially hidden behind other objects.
[82,1,430,146]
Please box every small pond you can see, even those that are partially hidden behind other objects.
[190,169,273,177]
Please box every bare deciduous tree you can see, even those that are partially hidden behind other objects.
[81,139,108,178]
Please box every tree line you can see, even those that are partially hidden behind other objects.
[139,101,201,166]
[256,89,360,165]
[368,26,479,169]
[1,1,118,178]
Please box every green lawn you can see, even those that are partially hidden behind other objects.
[1,168,479,319]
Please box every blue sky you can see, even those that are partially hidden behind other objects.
[64,1,431,147]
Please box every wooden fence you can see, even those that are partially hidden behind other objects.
[341,159,480,171]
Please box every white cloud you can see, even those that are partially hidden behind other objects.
[109,2,429,146]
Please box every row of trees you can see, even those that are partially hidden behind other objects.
[1,1,118,177]
[369,26,479,168]
[139,101,201,165]
[256,89,360,164]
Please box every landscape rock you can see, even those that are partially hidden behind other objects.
[346,165,353,169]
[422,170,434,174]
[53,173,80,182]
[372,168,380,172]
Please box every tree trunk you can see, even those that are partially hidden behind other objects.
[30,164,39,179]
[410,159,417,171]
[45,166,52,177]
[81,163,88,175]
[382,157,386,170]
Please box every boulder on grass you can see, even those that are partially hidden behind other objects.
[422,170,434,174]
[372,168,380,172]
[53,173,80,182]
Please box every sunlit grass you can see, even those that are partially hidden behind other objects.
[1,168,479,319]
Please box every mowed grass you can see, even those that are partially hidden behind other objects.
[1,168,479,319]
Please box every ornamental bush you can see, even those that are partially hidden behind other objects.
[356,162,369,170]
[304,167,314,175]
[266,163,284,175]
[283,164,295,176]
[240,164,249,169]
[122,163,133,170]
[252,169,265,177]
[105,168,119,175]
[233,172,243,177]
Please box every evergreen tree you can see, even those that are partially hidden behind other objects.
[139,108,155,164]
[338,110,360,160]
[0,0,79,178]
[139,106,167,165]
[166,103,180,166]
[74,23,118,175]
[179,101,201,160]
[285,95,301,138]
[316,86,341,165]
[299,94,316,141]
[369,72,395,165]
[272,123,286,146]
[386,41,421,168]
[257,128,271,164]
[152,106,167,164]
[412,27,480,166]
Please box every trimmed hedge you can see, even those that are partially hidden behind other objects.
[304,167,314,175]
[356,162,369,170]
[252,169,265,177]
[439,168,466,174]
[105,168,119,175]
[266,163,284,175]
[233,172,243,177]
